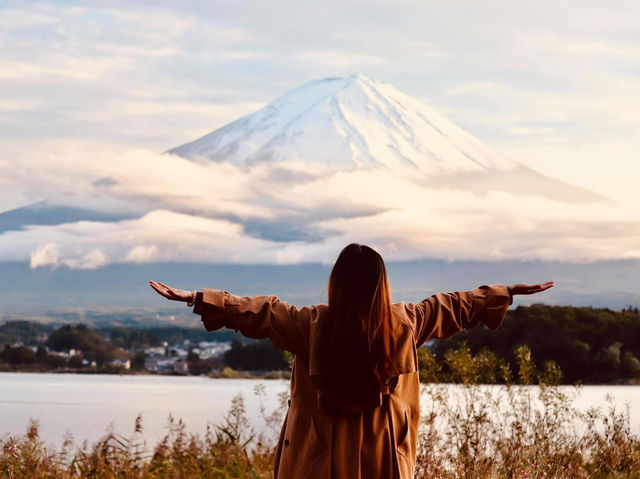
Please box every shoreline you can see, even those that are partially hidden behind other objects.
[0,367,292,380]
[0,369,637,385]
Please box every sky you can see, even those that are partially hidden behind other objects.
[1,0,639,269]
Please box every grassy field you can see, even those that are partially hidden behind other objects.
[2,346,639,478]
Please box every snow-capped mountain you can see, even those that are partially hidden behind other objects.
[1,75,634,312]
[169,74,602,202]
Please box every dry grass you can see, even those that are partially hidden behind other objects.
[416,346,640,478]
[2,346,639,478]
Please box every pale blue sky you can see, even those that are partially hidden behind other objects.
[2,1,639,198]
[1,0,639,267]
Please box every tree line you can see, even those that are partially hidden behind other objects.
[429,303,640,383]
[1,303,640,382]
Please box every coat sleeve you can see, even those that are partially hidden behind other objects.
[192,288,309,354]
[403,284,512,347]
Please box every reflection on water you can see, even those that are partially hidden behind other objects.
[1,372,638,447]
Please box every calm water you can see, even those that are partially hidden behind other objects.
[1,373,638,448]
[0,373,289,447]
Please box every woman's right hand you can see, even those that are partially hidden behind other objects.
[149,281,194,303]
[508,281,554,296]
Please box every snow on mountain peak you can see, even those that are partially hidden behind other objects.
[168,73,516,173]
[168,74,603,203]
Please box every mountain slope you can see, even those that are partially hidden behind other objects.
[1,259,639,313]
[0,201,136,235]
[169,74,603,203]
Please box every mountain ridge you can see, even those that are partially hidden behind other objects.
[168,74,604,203]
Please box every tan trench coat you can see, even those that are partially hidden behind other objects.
[194,284,511,479]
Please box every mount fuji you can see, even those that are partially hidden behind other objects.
[2,74,635,314]
[169,74,602,203]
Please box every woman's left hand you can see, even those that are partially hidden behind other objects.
[508,281,554,296]
[149,281,193,303]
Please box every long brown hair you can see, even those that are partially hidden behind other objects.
[314,243,395,410]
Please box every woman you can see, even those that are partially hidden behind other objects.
[150,243,553,479]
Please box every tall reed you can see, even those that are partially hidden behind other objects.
[416,345,640,478]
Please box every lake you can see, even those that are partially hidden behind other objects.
[1,372,639,448]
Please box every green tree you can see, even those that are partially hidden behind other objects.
[35,346,48,363]
[430,304,640,384]
[130,351,147,371]
[223,338,289,371]
[622,351,640,378]
[46,324,117,367]
[69,354,83,369]
[2,344,37,365]
[0,320,51,346]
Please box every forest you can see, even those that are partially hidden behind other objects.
[430,303,640,384]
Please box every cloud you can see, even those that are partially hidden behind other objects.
[443,82,533,99]
[67,248,109,270]
[125,245,159,263]
[1,1,639,268]
[1,206,282,267]
[1,145,638,269]
[30,243,60,268]
[520,33,640,61]
[2,1,639,162]
[295,51,387,68]
[29,243,108,269]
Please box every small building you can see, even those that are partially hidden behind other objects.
[174,360,189,373]
[111,359,131,370]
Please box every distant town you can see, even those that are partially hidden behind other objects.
[0,320,290,377]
